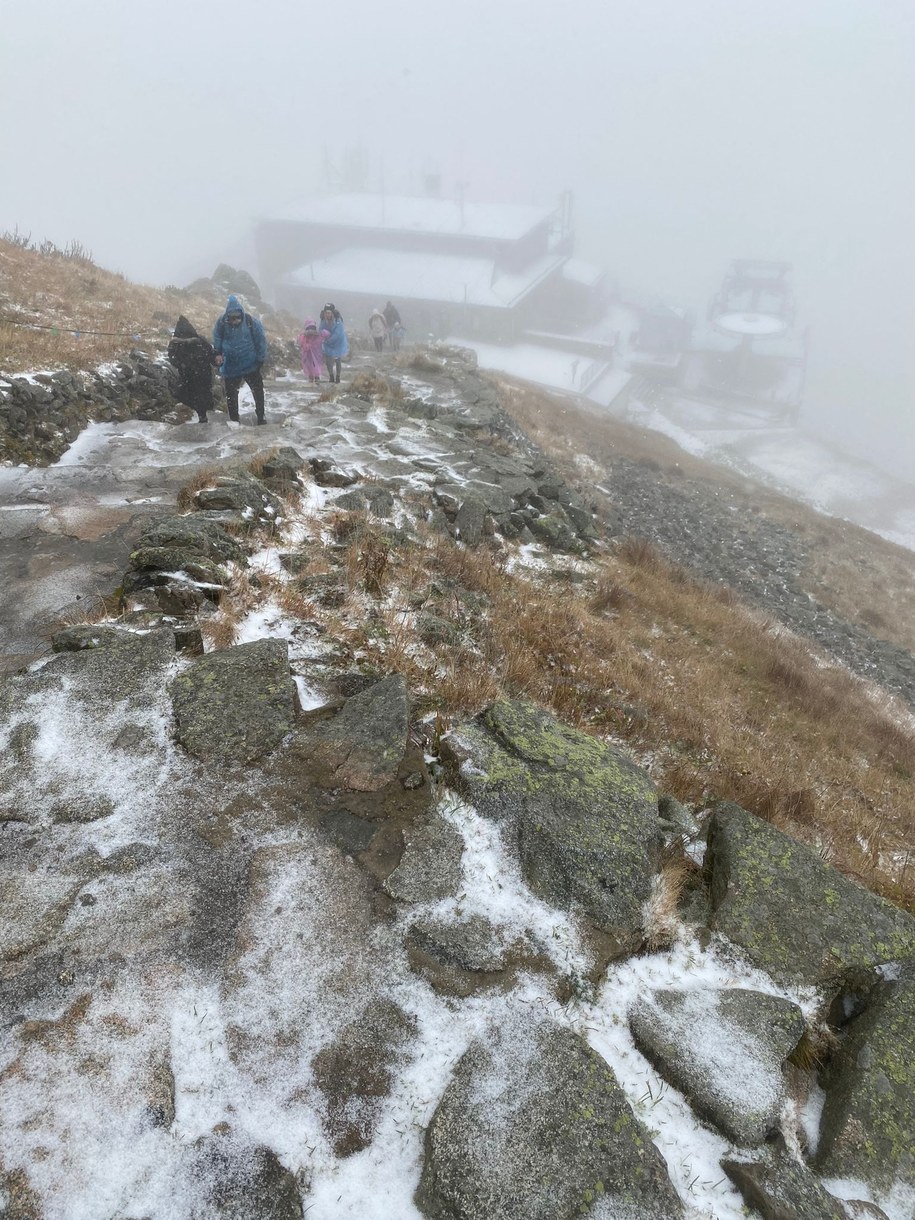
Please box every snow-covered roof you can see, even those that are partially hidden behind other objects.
[561,258,606,287]
[715,311,788,337]
[281,246,565,310]
[269,194,554,242]
[453,339,613,396]
[690,324,806,359]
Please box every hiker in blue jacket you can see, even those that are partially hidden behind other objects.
[212,294,268,424]
[320,303,348,383]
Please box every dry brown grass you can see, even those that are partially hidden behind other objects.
[175,467,221,513]
[349,369,404,403]
[0,237,298,374]
[589,578,633,615]
[789,1022,840,1071]
[246,450,281,478]
[393,347,446,375]
[290,509,915,909]
[617,537,664,570]
[199,569,260,650]
[642,851,695,950]
[799,523,915,656]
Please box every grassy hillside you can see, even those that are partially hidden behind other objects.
[0,234,296,372]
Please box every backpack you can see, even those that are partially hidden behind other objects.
[215,312,257,343]
[215,312,269,365]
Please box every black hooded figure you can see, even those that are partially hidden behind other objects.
[167,316,217,422]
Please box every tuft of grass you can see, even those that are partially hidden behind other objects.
[176,468,221,512]
[349,370,403,403]
[617,536,663,569]
[642,851,693,951]
[327,509,366,544]
[247,449,281,478]
[199,568,259,650]
[393,347,444,374]
[590,578,632,615]
[359,533,390,597]
[789,1022,840,1071]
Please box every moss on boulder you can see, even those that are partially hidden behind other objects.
[446,700,661,952]
[170,638,296,766]
[136,514,245,565]
[817,960,915,1192]
[309,674,410,792]
[195,473,282,520]
[704,804,915,987]
[49,627,176,702]
[127,547,227,586]
[383,814,464,904]
[722,1142,848,1220]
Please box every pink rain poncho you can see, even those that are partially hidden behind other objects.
[297,319,324,379]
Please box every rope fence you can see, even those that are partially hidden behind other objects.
[0,313,164,341]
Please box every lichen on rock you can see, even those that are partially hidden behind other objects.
[704,803,915,987]
[445,699,662,954]
[170,637,296,766]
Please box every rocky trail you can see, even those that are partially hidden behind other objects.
[1,346,914,1220]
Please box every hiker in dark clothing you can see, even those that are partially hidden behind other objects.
[382,300,401,332]
[167,315,217,423]
[212,294,269,424]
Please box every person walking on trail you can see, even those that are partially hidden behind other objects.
[320,303,348,383]
[212,294,268,424]
[167,315,217,423]
[382,300,401,336]
[369,308,388,353]
[297,318,324,384]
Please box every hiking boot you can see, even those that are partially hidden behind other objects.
[256,416,266,426]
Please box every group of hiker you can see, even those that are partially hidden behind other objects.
[297,303,349,386]
[167,295,404,425]
[368,300,404,352]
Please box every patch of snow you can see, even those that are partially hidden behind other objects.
[630,405,713,459]
[505,542,551,573]
[293,674,325,710]
[233,605,298,646]
[797,1079,826,1157]
[822,1177,915,1220]
[428,794,591,977]
[248,546,283,576]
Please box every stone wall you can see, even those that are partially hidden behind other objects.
[0,353,183,466]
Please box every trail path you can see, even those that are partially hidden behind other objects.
[0,364,470,670]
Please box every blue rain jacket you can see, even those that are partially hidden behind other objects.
[212,295,267,378]
[321,317,349,359]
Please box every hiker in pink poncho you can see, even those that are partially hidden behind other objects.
[297,318,324,383]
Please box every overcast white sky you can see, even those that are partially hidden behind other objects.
[1,0,913,476]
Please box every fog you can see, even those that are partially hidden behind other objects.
[2,0,912,480]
